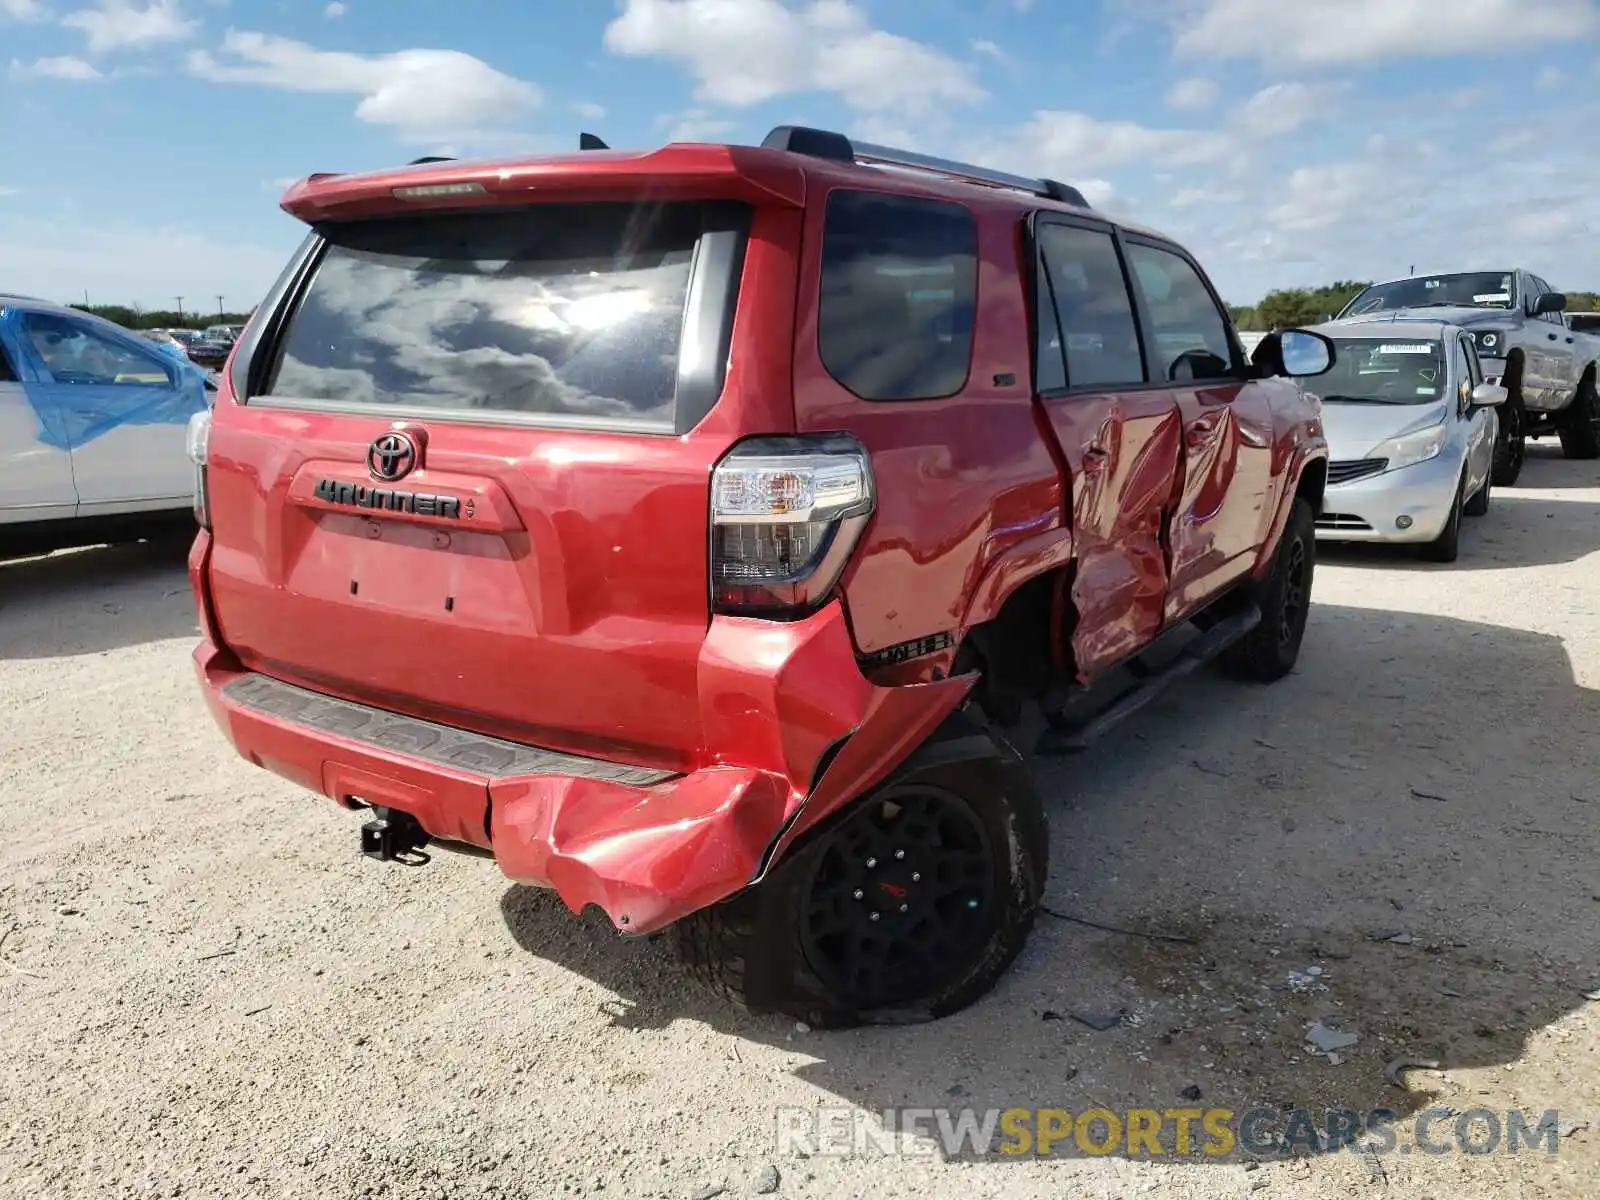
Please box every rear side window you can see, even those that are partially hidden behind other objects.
[817,190,977,401]
[263,202,722,431]
[1036,223,1145,388]
[1123,242,1237,382]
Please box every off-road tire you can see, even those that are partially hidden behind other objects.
[1420,470,1465,563]
[670,715,1047,1027]
[1491,386,1526,486]
[1558,373,1600,459]
[1219,496,1314,683]
[1463,463,1491,517]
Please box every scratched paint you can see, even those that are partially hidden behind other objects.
[0,303,209,451]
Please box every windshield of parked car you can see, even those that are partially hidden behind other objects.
[1316,338,1447,404]
[1342,272,1515,316]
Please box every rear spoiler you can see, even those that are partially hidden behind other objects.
[279,144,808,222]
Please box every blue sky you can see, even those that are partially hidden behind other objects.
[4,0,1600,311]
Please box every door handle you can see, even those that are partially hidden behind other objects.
[1549,332,1559,340]
[1566,336,1574,343]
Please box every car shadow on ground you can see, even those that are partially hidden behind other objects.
[0,533,197,659]
[501,601,1599,1163]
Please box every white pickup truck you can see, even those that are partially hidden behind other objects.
[1334,269,1600,485]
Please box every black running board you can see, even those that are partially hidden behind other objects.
[1035,602,1262,756]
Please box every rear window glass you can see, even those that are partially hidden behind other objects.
[264,202,707,429]
[817,190,977,401]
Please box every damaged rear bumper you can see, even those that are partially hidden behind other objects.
[192,598,973,935]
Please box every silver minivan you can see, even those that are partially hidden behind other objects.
[1306,317,1506,562]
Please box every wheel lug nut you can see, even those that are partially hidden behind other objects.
[895,849,905,860]
[866,857,877,868]
[911,873,921,882]
[852,889,864,900]
[869,911,881,921]
[899,904,909,913]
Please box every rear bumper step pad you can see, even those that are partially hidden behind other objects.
[222,673,676,787]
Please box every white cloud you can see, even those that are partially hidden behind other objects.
[0,215,299,309]
[1168,184,1243,208]
[1,0,48,20]
[661,107,736,141]
[572,100,606,119]
[1537,65,1565,88]
[1175,0,1600,65]
[0,185,19,197]
[1165,76,1218,110]
[324,1,345,16]
[62,1,196,54]
[187,30,540,139]
[1232,81,1344,137]
[971,37,1007,62]
[982,109,1235,176]
[9,54,102,78]
[602,0,985,116]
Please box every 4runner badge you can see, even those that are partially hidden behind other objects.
[313,478,468,520]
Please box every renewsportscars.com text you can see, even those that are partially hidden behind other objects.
[775,1105,1565,1159]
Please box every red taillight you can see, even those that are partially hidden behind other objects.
[709,434,875,618]
[185,409,212,529]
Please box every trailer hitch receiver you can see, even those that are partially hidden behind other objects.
[360,806,431,862]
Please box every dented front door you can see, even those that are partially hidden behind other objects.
[1031,216,1182,682]
[1118,237,1274,621]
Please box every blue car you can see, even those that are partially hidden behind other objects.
[0,294,215,556]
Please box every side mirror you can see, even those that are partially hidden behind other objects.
[1259,328,1336,378]
[1470,382,1508,407]
[1534,291,1566,316]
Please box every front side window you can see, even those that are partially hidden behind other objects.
[1319,338,1447,405]
[1123,242,1236,382]
[817,190,977,401]
[265,202,715,430]
[23,314,172,386]
[1036,223,1145,388]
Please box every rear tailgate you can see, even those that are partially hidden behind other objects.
[204,158,803,772]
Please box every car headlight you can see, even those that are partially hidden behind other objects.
[1474,329,1506,355]
[1373,423,1448,472]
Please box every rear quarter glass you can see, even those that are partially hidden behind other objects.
[255,200,749,433]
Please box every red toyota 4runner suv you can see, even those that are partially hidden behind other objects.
[187,126,1334,1026]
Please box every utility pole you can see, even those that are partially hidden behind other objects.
[175,297,184,323]
[216,294,225,319]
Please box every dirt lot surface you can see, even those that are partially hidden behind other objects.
[2,446,1597,1199]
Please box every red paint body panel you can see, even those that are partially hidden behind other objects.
[1036,388,1183,679]
[190,140,1329,940]
[191,594,969,933]
[792,198,1067,655]
[201,205,803,773]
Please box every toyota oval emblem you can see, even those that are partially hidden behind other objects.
[366,431,416,482]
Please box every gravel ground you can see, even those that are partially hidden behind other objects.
[2,445,1596,1199]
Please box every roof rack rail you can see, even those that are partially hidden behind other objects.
[760,124,1090,209]
[408,156,455,165]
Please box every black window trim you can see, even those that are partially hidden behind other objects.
[814,185,979,403]
[1030,215,1246,399]
[1029,210,1150,398]
[237,201,752,438]
[1118,230,1249,383]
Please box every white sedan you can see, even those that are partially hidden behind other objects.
[1,294,215,558]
